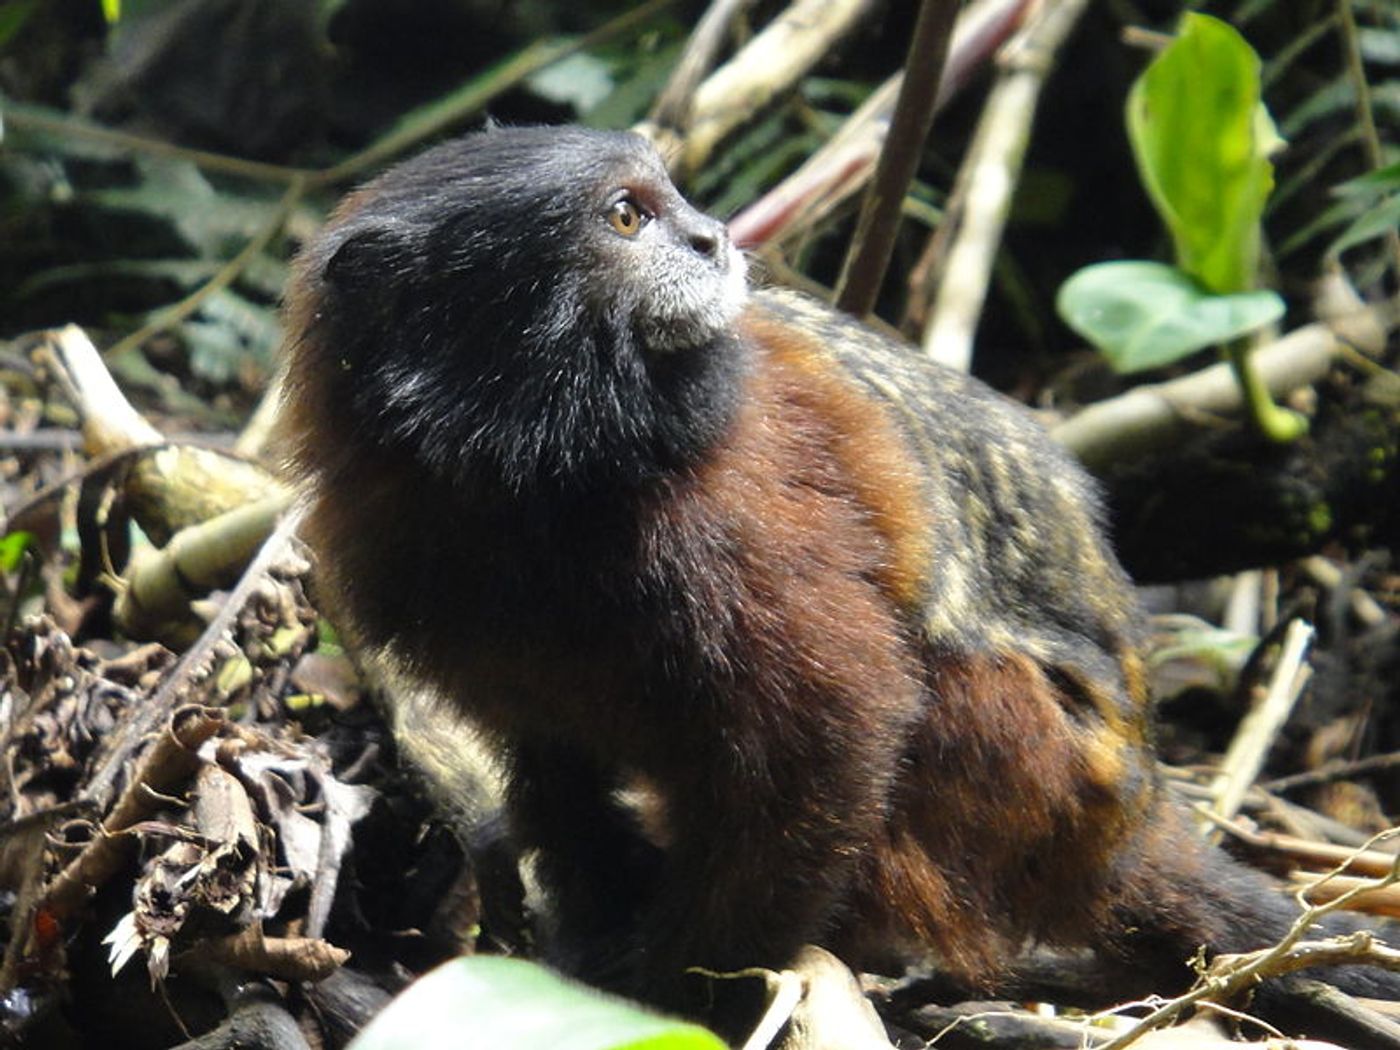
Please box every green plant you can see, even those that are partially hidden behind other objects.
[347,957,727,1050]
[1056,13,1305,442]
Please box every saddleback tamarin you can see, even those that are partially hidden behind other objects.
[276,125,1394,1011]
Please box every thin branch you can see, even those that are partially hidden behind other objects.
[725,0,1033,250]
[915,0,1091,371]
[0,103,315,184]
[646,0,756,136]
[675,0,879,178]
[833,0,960,318]
[1333,0,1400,282]
[1205,619,1314,833]
[1266,751,1400,796]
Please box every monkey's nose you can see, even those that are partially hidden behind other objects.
[688,229,721,257]
[677,212,729,261]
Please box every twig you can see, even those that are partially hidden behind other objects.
[1,103,315,184]
[1205,619,1314,833]
[42,705,226,921]
[833,0,960,318]
[1217,820,1399,879]
[916,0,1091,371]
[645,0,756,137]
[1095,829,1400,1050]
[1333,0,1400,283]
[1266,752,1400,796]
[1286,873,1400,919]
[676,0,879,178]
[726,0,1032,249]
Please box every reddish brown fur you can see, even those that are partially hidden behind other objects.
[284,301,1147,991]
[739,311,933,609]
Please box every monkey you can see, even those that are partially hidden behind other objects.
[274,125,1395,1015]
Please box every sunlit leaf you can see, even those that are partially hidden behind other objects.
[1126,14,1280,294]
[348,957,725,1050]
[1057,261,1284,373]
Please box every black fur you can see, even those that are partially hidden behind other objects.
[299,126,747,493]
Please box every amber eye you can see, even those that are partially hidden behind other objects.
[608,198,647,237]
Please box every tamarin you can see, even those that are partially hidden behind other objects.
[275,126,1393,1010]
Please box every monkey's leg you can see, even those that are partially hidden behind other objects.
[627,711,912,1007]
[506,741,664,978]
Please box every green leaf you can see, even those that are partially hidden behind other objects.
[1333,161,1400,197]
[347,957,726,1050]
[1056,261,1284,373]
[527,52,616,112]
[1126,14,1281,294]
[1278,71,1353,138]
[0,531,34,573]
[1328,192,1400,257]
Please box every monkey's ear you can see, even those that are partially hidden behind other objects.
[322,227,407,296]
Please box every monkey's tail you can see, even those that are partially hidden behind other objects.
[1102,802,1400,1001]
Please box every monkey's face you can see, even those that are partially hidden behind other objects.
[578,155,747,355]
[296,126,750,493]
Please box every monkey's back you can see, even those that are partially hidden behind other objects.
[739,289,1162,973]
[749,289,1147,709]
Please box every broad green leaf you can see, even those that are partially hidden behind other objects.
[348,957,726,1050]
[1056,261,1284,373]
[86,157,286,259]
[1126,14,1281,294]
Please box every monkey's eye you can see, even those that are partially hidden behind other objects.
[607,198,648,238]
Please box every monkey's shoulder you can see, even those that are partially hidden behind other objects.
[744,287,1077,481]
[740,287,1142,678]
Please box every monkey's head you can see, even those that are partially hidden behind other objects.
[282,125,749,494]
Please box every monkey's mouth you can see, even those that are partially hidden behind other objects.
[634,244,748,355]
